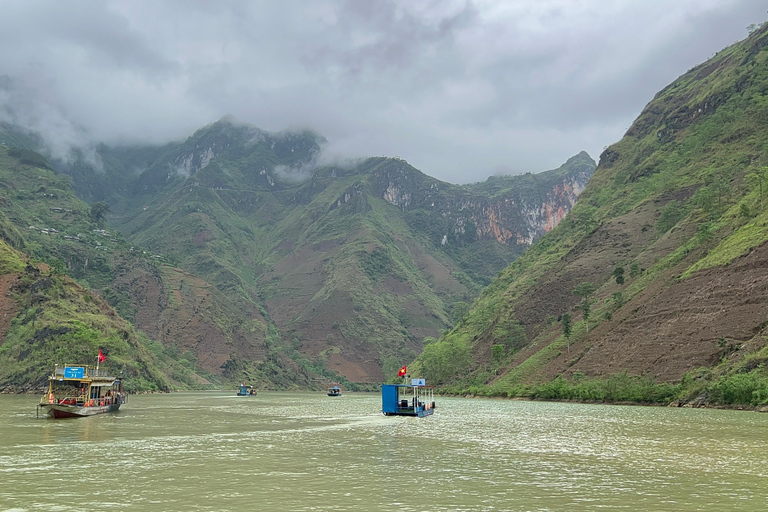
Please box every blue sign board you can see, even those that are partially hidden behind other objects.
[411,378,426,386]
[64,367,85,379]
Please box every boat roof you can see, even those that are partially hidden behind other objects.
[382,384,434,388]
[50,365,120,382]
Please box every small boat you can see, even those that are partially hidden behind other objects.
[381,378,435,417]
[38,365,125,419]
[327,386,342,397]
[237,384,257,396]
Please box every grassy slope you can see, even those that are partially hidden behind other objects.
[0,238,175,392]
[0,146,212,391]
[416,25,768,407]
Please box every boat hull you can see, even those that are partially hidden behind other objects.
[39,403,121,418]
[383,407,434,417]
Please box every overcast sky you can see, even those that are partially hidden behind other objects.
[0,1,765,184]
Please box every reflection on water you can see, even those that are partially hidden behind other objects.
[1,392,767,511]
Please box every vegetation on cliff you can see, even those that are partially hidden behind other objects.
[0,147,214,391]
[0,240,184,392]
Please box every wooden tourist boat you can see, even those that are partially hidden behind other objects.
[38,364,125,419]
[382,379,435,417]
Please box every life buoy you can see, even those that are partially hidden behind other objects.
[99,399,104,406]
[48,393,55,404]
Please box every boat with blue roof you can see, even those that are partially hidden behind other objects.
[237,383,257,396]
[382,378,435,417]
[38,364,125,419]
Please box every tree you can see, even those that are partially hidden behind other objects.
[656,201,685,234]
[491,344,504,373]
[419,339,471,384]
[573,282,597,333]
[562,313,572,354]
[746,167,768,210]
[451,301,470,324]
[90,201,110,227]
[580,300,592,333]
[573,282,597,298]
[612,265,625,285]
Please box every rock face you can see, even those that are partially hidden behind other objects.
[370,152,593,249]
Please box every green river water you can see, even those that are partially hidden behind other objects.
[1,391,766,511]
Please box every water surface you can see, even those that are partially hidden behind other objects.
[1,392,766,511]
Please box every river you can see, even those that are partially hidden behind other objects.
[1,391,766,511]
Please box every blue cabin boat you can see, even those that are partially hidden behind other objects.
[327,386,342,397]
[382,380,435,417]
[237,384,257,396]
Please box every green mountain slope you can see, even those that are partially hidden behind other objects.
[0,236,174,393]
[93,119,593,383]
[1,112,594,387]
[0,145,259,391]
[418,25,768,407]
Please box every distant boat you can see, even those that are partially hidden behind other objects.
[237,384,257,396]
[38,365,125,419]
[382,379,435,417]
[327,386,342,397]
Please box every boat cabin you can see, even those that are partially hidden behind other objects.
[382,380,435,417]
[327,386,342,397]
[237,384,257,396]
[39,364,125,418]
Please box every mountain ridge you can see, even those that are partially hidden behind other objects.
[0,118,593,387]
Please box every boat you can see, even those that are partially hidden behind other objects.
[237,383,257,396]
[327,385,342,397]
[381,378,435,417]
[37,364,125,419]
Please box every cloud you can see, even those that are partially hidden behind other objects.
[0,0,764,183]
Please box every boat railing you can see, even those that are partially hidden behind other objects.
[397,386,435,412]
[41,395,83,405]
[44,395,122,407]
[53,365,113,378]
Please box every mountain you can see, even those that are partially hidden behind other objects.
[0,143,315,390]
[0,145,267,391]
[417,24,768,407]
[0,114,594,387]
[91,118,593,383]
[0,211,178,393]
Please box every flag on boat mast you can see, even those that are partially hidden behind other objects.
[398,365,407,378]
[97,349,106,369]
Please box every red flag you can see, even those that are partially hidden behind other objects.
[98,349,106,363]
[398,365,407,377]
